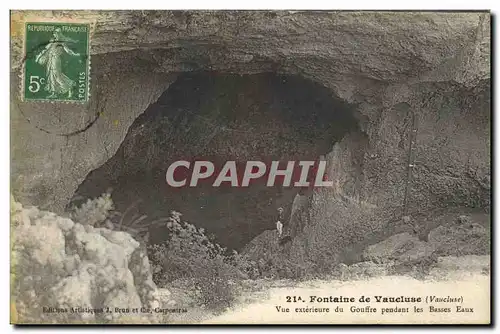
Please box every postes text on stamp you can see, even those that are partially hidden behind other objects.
[23,22,90,103]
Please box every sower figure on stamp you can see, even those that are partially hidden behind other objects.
[276,207,284,238]
[35,28,80,99]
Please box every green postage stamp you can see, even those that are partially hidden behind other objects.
[23,22,90,103]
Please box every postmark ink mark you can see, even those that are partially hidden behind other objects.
[23,22,90,103]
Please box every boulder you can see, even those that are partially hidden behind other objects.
[11,198,167,324]
[362,232,435,264]
[428,219,490,256]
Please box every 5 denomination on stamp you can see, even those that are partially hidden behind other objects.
[23,22,90,103]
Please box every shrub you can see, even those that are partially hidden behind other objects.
[192,259,237,313]
[67,195,250,312]
[68,192,114,227]
[67,194,153,243]
[148,211,245,313]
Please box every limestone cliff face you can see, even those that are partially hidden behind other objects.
[11,11,490,84]
[10,11,490,263]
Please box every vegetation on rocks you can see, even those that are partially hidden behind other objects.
[147,211,246,313]
[11,191,491,323]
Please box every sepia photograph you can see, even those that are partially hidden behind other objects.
[9,9,491,325]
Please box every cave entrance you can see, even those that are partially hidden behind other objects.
[72,71,359,250]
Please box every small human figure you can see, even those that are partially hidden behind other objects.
[276,207,284,238]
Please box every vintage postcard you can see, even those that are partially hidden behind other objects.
[10,10,491,325]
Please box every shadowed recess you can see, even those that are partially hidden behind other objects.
[72,71,359,250]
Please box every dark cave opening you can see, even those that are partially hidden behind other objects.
[72,71,359,250]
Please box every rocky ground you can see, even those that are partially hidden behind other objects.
[242,205,490,279]
[11,195,490,324]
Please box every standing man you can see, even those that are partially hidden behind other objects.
[276,207,284,238]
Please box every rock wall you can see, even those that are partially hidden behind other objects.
[285,78,490,267]
[11,61,176,212]
[10,11,490,263]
